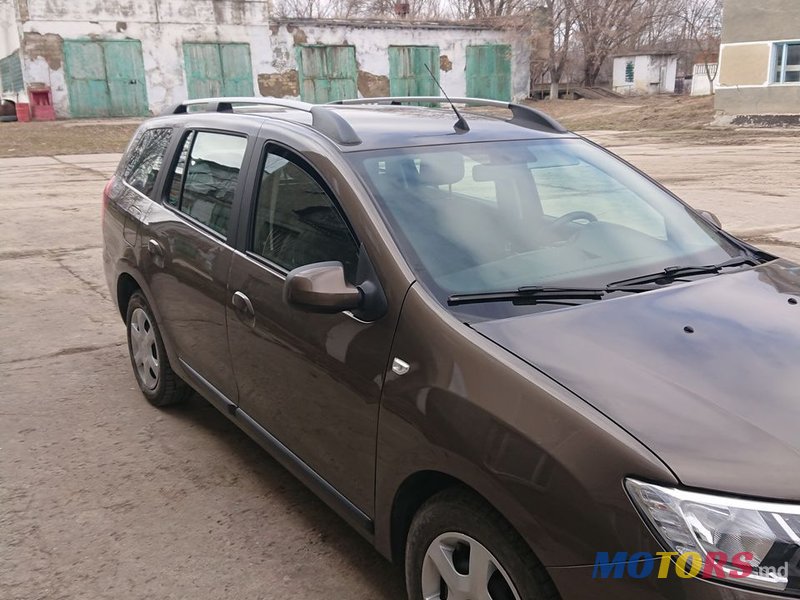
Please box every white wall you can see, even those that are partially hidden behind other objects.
[613,54,677,95]
[18,0,272,117]
[0,0,20,58]
[12,0,530,117]
[690,63,718,96]
[268,21,530,101]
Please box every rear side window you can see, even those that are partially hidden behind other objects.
[166,131,248,237]
[251,149,358,280]
[123,127,172,197]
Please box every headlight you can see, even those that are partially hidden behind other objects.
[626,478,800,594]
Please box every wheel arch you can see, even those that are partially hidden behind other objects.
[114,267,181,378]
[387,468,563,598]
[116,271,141,320]
[389,470,462,564]
[388,469,550,572]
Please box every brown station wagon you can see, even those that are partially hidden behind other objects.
[103,96,800,600]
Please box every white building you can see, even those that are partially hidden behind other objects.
[0,0,530,118]
[612,52,678,96]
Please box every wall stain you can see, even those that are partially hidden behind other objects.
[287,25,308,45]
[272,45,292,70]
[23,32,64,71]
[17,0,30,21]
[358,70,389,97]
[258,70,299,97]
[440,55,453,72]
[212,0,246,24]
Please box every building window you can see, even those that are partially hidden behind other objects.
[774,42,800,83]
[625,60,635,83]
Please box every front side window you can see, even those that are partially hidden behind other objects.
[166,131,247,237]
[351,139,745,309]
[775,42,800,83]
[123,127,172,197]
[250,148,358,279]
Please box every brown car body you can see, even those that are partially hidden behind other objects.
[103,98,800,599]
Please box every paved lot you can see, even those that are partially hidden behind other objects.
[1,135,799,600]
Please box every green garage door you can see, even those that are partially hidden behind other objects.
[64,40,148,117]
[183,43,253,99]
[466,44,512,101]
[389,46,440,98]
[0,50,24,93]
[297,45,357,103]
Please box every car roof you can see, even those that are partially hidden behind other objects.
[151,98,577,152]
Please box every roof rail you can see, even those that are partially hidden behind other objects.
[160,97,363,146]
[161,97,314,115]
[329,96,568,134]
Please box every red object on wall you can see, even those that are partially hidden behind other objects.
[15,102,31,122]
[28,86,56,121]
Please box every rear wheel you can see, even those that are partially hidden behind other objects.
[126,291,191,407]
[405,489,558,600]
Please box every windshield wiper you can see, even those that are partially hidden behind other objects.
[606,255,761,290]
[447,286,607,307]
[447,256,763,307]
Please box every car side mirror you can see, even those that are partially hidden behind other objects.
[698,210,722,228]
[283,262,362,314]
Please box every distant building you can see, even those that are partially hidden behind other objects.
[0,0,530,118]
[612,52,678,96]
[716,0,799,115]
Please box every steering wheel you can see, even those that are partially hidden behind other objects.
[547,210,598,232]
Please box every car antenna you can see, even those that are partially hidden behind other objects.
[424,63,470,133]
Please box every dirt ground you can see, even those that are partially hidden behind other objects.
[1,118,799,599]
[540,94,718,131]
[1,119,141,158]
[2,95,797,159]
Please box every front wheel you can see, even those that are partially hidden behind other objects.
[126,291,191,407]
[405,489,558,600]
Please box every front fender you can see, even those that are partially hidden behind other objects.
[374,284,676,567]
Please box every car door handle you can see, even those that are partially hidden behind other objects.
[232,291,255,318]
[147,239,164,256]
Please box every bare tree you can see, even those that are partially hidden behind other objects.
[366,0,448,19]
[274,0,447,19]
[568,0,681,86]
[451,0,532,19]
[677,0,722,93]
[536,0,574,99]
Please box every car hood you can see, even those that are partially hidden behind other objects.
[472,259,800,501]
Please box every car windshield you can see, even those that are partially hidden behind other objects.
[349,138,746,317]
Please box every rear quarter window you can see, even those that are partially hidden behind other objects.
[122,127,173,197]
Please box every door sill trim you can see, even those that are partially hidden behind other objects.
[178,358,374,538]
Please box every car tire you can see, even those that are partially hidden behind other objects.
[405,488,559,600]
[126,291,191,407]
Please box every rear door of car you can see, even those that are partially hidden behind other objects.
[139,118,258,405]
[225,126,405,520]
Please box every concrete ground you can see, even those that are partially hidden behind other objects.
[1,134,799,600]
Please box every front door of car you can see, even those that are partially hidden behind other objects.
[142,129,251,403]
[226,144,396,515]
